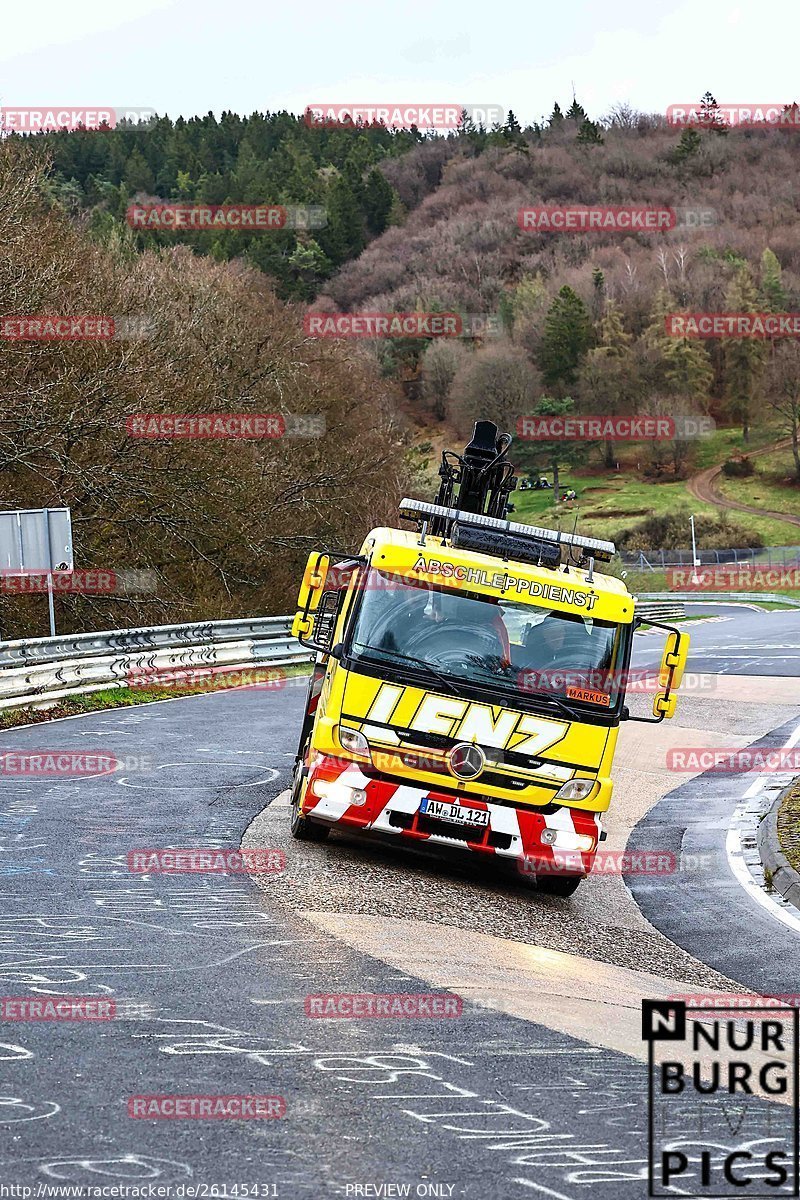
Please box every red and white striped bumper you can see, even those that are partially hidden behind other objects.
[301,754,601,871]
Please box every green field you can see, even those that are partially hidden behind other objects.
[513,468,800,549]
[715,447,800,521]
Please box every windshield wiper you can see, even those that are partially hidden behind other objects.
[349,642,460,697]
[458,655,589,719]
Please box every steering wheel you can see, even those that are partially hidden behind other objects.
[403,622,504,671]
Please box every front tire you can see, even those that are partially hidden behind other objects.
[289,746,329,842]
[534,873,582,897]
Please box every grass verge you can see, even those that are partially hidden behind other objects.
[777,778,800,874]
[0,663,313,730]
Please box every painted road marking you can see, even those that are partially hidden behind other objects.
[725,719,800,937]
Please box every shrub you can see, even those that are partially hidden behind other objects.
[722,456,755,477]
[615,510,763,551]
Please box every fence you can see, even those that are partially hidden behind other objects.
[620,546,800,570]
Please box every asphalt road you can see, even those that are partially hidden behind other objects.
[0,604,798,1198]
[633,603,800,676]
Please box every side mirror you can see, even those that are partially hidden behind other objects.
[652,690,677,719]
[624,622,690,724]
[659,630,689,690]
[292,552,334,651]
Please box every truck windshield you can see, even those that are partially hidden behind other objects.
[347,568,627,709]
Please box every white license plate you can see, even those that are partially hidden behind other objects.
[419,797,490,828]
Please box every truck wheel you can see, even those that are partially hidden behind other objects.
[289,747,329,842]
[534,873,582,897]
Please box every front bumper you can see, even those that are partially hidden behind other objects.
[301,754,601,873]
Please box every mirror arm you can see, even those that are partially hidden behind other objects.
[622,708,666,724]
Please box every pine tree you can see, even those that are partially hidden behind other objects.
[644,292,713,406]
[548,102,564,127]
[595,301,632,356]
[671,128,702,163]
[123,149,155,194]
[566,98,588,124]
[363,168,394,236]
[539,286,593,392]
[760,248,786,312]
[577,119,604,145]
[287,239,332,299]
[318,174,366,265]
[591,267,605,320]
[517,396,587,502]
[723,267,766,441]
[581,301,633,466]
[699,91,728,135]
[501,110,527,151]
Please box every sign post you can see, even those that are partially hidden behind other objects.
[0,508,73,637]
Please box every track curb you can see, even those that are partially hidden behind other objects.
[757,777,800,910]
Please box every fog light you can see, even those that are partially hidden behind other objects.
[555,778,596,801]
[545,828,596,852]
[310,779,367,807]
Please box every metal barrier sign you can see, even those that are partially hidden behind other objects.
[0,508,73,635]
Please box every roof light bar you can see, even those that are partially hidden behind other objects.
[398,498,616,562]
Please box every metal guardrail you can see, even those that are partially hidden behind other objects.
[0,602,694,713]
[634,601,685,622]
[0,616,312,710]
[638,591,800,609]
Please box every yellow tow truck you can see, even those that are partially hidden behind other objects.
[290,421,689,895]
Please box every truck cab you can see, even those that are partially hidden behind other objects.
[289,422,689,896]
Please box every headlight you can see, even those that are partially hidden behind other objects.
[338,726,371,759]
[554,778,596,801]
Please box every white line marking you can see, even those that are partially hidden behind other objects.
[725,720,800,934]
[513,1181,576,1200]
